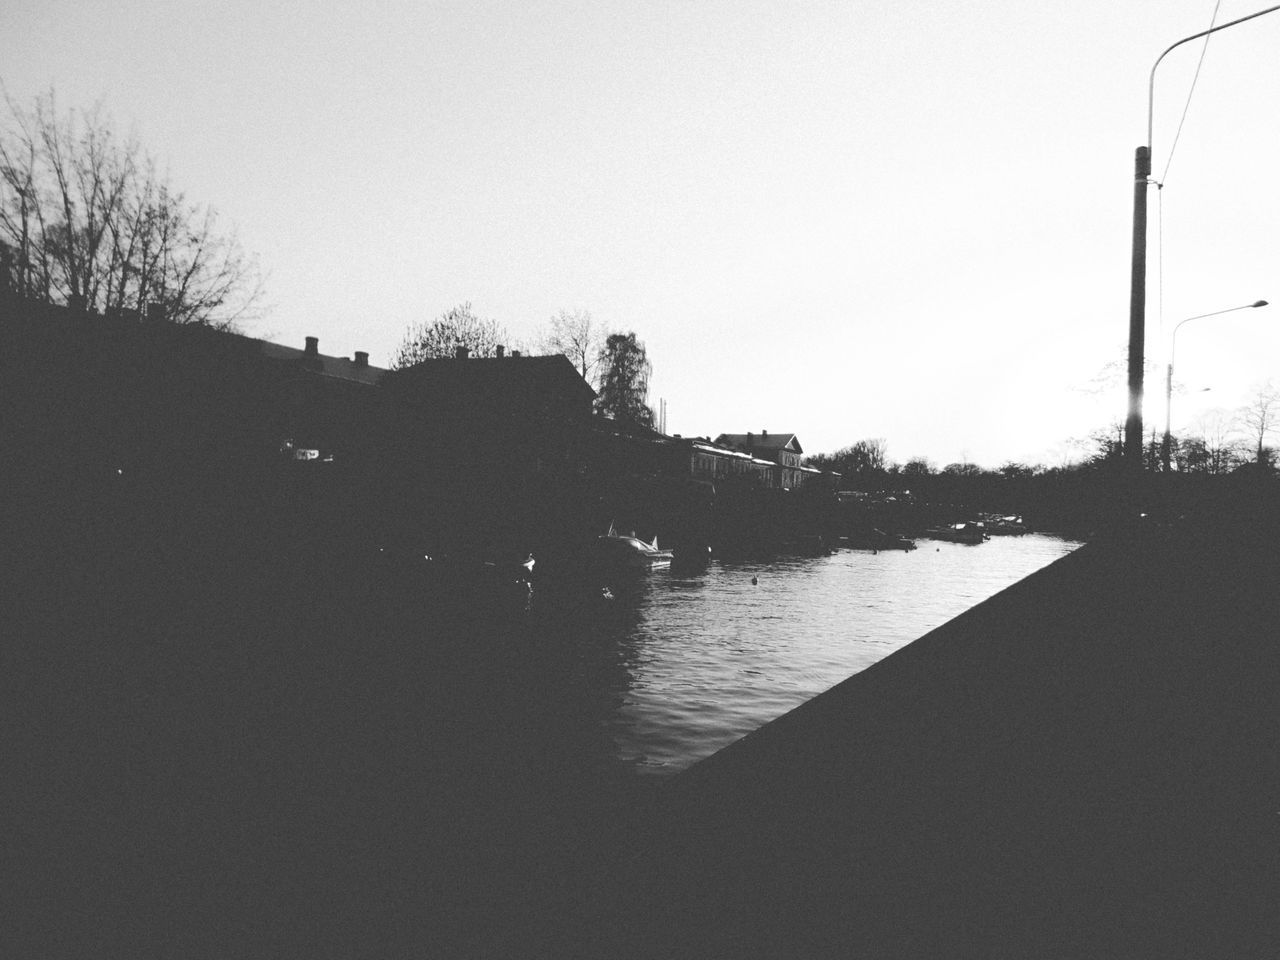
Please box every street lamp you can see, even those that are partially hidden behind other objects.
[1126,4,1280,477]
[1162,299,1269,471]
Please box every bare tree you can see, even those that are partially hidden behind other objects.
[392,302,509,368]
[1187,409,1242,475]
[540,308,603,385]
[807,439,888,483]
[0,87,263,328]
[1236,380,1279,466]
[0,97,51,301]
[901,457,934,478]
[853,438,888,474]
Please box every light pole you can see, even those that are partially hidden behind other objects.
[1126,4,1280,477]
[1162,300,1268,471]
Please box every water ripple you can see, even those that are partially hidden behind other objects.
[610,534,1082,774]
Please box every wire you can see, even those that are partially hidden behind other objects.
[1157,186,1165,336]
[1159,0,1224,186]
[1156,1,1225,340]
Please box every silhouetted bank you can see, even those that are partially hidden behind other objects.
[0,295,847,569]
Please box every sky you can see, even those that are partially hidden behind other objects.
[4,0,1280,468]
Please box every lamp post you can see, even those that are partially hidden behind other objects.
[1162,300,1268,471]
[1126,4,1280,478]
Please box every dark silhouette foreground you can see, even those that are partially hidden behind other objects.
[7,495,1280,958]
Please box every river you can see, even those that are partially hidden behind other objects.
[579,533,1082,775]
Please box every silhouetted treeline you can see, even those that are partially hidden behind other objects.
[806,439,1280,536]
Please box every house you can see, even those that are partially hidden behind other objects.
[714,431,809,489]
[0,296,383,473]
[259,335,386,388]
[381,347,597,476]
[665,436,777,485]
[385,347,593,418]
[254,335,387,462]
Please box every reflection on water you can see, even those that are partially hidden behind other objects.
[590,534,1082,775]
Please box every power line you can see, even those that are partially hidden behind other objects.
[1156,1,1224,334]
[1158,0,1224,186]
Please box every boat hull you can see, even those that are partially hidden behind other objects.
[593,535,674,570]
[924,524,988,545]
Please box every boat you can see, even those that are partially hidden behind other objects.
[984,515,1029,536]
[593,524,674,570]
[924,522,989,545]
[844,528,917,551]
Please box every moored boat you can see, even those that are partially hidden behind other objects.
[593,525,674,570]
[843,528,917,552]
[984,515,1029,535]
[924,522,989,545]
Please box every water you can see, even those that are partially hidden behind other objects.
[597,534,1083,775]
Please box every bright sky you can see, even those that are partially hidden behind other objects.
[5,0,1279,468]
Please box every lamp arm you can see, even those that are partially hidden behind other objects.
[1170,300,1269,368]
[1148,4,1280,155]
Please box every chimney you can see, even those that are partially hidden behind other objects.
[496,345,505,358]
[455,345,470,360]
[305,336,319,356]
[354,351,368,367]
[761,429,768,438]
[512,350,521,358]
